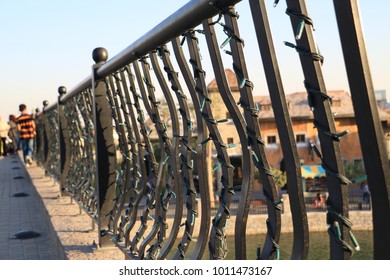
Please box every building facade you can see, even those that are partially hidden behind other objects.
[207,69,389,192]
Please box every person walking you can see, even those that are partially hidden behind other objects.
[0,116,10,156]
[361,182,371,204]
[17,104,36,165]
[8,114,19,153]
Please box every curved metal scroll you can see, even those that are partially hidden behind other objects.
[171,37,211,260]
[183,29,235,260]
[33,0,386,261]
[63,89,97,218]
[202,18,254,260]
[42,107,61,181]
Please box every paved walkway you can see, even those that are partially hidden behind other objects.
[26,160,123,260]
[0,154,60,260]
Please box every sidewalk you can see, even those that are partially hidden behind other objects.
[0,153,123,260]
[25,159,123,260]
[0,154,62,260]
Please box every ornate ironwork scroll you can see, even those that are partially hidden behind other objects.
[33,0,387,260]
[202,18,254,260]
[63,89,97,217]
[44,107,61,181]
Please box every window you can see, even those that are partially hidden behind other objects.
[332,99,341,107]
[260,103,272,111]
[267,135,277,145]
[227,137,234,145]
[296,134,306,144]
[353,158,363,166]
[296,133,307,147]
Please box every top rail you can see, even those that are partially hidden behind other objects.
[34,0,390,260]
[60,76,91,103]
[60,0,242,103]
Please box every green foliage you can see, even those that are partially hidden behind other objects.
[271,167,287,187]
[254,167,287,187]
[344,162,366,181]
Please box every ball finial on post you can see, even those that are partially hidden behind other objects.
[58,86,67,96]
[92,47,108,64]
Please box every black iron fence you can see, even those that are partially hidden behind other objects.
[34,0,389,260]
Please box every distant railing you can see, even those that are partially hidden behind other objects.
[34,0,390,260]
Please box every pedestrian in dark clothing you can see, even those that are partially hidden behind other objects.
[361,182,370,204]
[0,116,10,156]
[8,114,19,153]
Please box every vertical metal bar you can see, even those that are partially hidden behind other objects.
[91,48,117,248]
[42,101,50,168]
[58,86,70,195]
[148,49,182,260]
[171,37,211,260]
[106,75,128,235]
[46,108,60,181]
[285,0,351,259]
[185,29,235,260]
[203,18,254,260]
[121,63,158,252]
[222,7,281,260]
[333,0,390,259]
[158,45,197,260]
[113,71,140,244]
[119,66,149,246]
[249,0,308,260]
[79,90,98,215]
[133,55,171,259]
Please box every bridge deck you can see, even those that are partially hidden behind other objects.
[0,154,61,260]
[0,153,122,260]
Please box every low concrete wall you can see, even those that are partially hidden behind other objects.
[224,194,373,235]
[166,194,373,236]
[180,210,372,236]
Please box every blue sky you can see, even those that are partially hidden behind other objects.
[0,0,389,120]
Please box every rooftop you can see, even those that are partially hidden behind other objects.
[253,90,356,120]
[206,69,388,121]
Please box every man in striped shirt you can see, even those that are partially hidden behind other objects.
[17,104,36,165]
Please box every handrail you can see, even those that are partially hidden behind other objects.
[60,76,91,103]
[96,0,241,79]
[34,0,390,260]
[60,0,242,103]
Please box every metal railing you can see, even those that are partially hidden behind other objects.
[34,0,390,260]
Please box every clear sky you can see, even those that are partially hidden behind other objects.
[1,0,389,120]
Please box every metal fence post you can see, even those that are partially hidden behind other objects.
[57,86,71,195]
[42,100,50,169]
[34,108,42,164]
[285,0,351,259]
[249,0,308,259]
[333,0,390,259]
[91,47,117,248]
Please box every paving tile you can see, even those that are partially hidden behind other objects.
[0,154,60,260]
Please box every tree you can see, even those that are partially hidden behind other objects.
[254,167,287,188]
[271,167,287,188]
[344,162,366,182]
